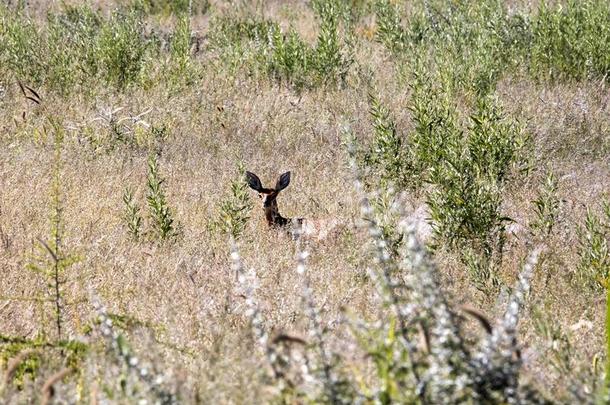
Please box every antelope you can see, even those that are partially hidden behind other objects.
[245,171,342,241]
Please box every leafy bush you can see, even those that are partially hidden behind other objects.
[146,153,178,241]
[212,164,253,240]
[122,149,180,243]
[45,5,102,92]
[358,74,526,292]
[123,187,143,240]
[130,0,209,16]
[576,200,610,291]
[311,0,353,86]
[1,5,156,92]
[0,5,44,84]
[375,0,524,96]
[531,0,610,82]
[426,97,526,292]
[97,10,153,89]
[166,13,200,87]
[208,0,353,90]
[530,171,560,239]
[374,0,408,54]
[374,0,610,90]
[363,93,415,190]
[266,26,312,89]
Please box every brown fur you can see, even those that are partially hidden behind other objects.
[246,171,343,241]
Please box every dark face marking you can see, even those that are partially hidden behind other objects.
[261,191,278,208]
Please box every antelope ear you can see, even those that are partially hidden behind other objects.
[275,171,291,191]
[246,171,263,191]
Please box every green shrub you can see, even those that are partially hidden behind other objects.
[267,27,312,89]
[428,97,525,257]
[97,10,153,89]
[130,0,209,16]
[358,76,526,282]
[530,171,560,239]
[166,13,200,87]
[146,153,178,241]
[312,0,353,86]
[531,0,610,82]
[374,0,408,54]
[372,0,610,94]
[211,163,253,240]
[123,187,143,240]
[1,5,157,92]
[0,6,44,84]
[363,93,415,190]
[44,5,102,93]
[208,3,353,90]
[576,200,610,291]
[170,14,192,70]
[408,72,462,180]
[374,0,523,96]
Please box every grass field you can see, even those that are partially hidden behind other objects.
[1,0,610,403]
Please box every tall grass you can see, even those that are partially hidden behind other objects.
[1,0,610,402]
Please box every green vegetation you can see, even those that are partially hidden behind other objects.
[146,153,178,241]
[577,199,610,291]
[211,163,253,240]
[1,0,610,403]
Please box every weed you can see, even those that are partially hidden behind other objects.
[122,187,143,241]
[312,0,353,86]
[267,26,312,89]
[576,200,610,291]
[1,5,156,93]
[530,171,560,239]
[131,0,209,16]
[374,0,408,54]
[146,153,178,241]
[212,163,252,240]
[25,120,80,341]
[208,3,353,90]
[97,10,152,89]
[168,13,198,86]
[531,0,610,82]
[363,93,415,191]
[0,5,44,84]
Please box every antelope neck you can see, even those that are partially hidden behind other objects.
[264,205,290,227]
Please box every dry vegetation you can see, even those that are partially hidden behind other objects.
[1,0,610,403]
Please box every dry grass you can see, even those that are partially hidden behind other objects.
[1,0,610,403]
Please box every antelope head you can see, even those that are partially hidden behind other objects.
[246,171,292,228]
